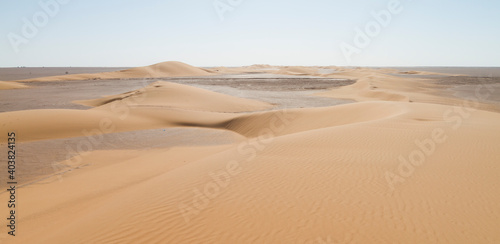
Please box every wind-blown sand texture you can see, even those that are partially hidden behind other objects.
[0,63,499,244]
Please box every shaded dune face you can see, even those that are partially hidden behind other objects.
[1,64,500,244]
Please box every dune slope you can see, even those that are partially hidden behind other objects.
[76,81,273,112]
[2,101,500,244]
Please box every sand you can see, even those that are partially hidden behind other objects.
[0,67,129,81]
[75,81,273,112]
[274,66,320,76]
[6,61,214,83]
[0,81,28,90]
[0,63,499,244]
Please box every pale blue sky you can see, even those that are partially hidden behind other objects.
[1,0,499,67]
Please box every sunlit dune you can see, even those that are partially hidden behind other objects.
[1,63,499,244]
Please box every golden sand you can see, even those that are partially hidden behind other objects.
[1,63,499,243]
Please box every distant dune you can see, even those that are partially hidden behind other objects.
[398,70,464,76]
[274,66,319,76]
[0,81,28,90]
[247,64,273,69]
[207,66,264,74]
[11,61,214,82]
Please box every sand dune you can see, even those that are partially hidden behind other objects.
[0,81,272,142]
[208,66,264,74]
[223,102,406,137]
[76,81,273,112]
[0,81,28,90]
[3,100,500,243]
[0,105,243,143]
[274,66,319,76]
[207,65,319,76]
[246,64,274,69]
[1,64,500,243]
[314,70,498,113]
[397,70,464,76]
[316,72,412,102]
[10,61,213,82]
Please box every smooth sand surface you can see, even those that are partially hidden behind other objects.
[75,81,273,112]
[0,63,499,243]
[0,81,27,90]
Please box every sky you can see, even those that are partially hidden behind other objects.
[0,0,499,67]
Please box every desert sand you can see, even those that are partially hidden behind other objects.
[0,62,499,243]
[0,81,27,90]
[8,61,214,83]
